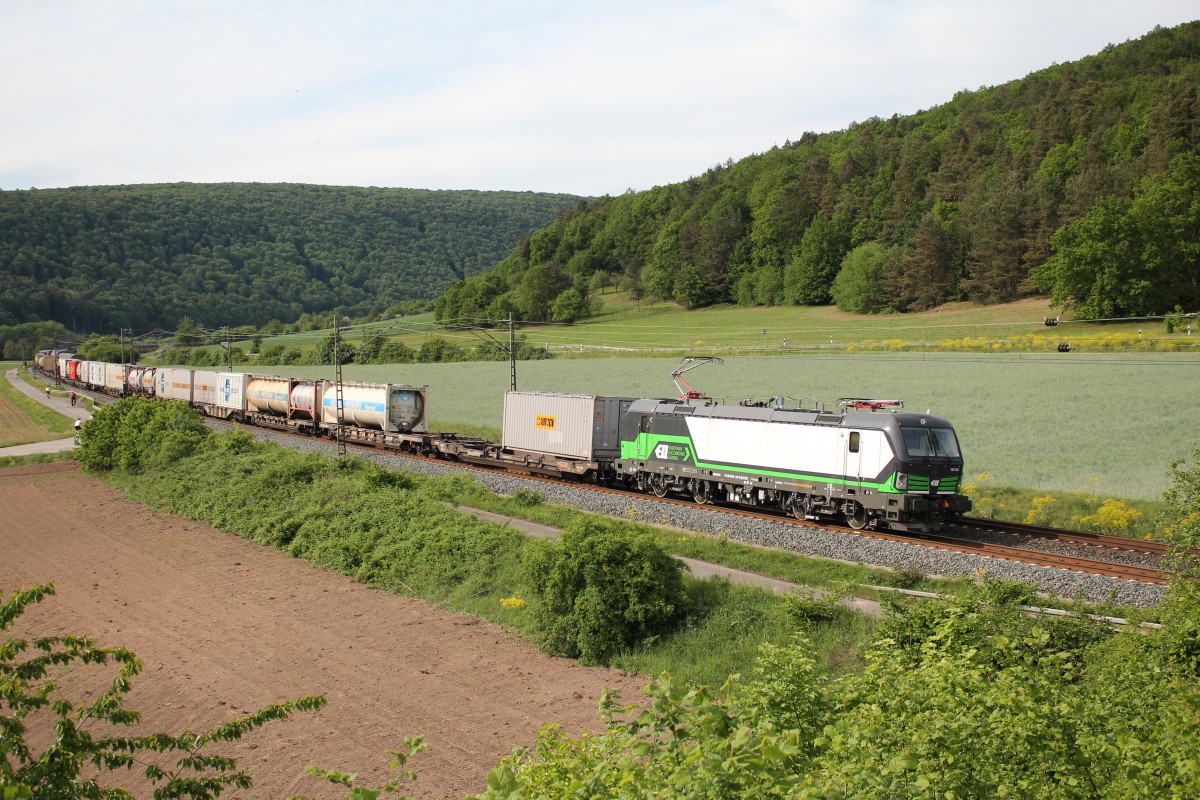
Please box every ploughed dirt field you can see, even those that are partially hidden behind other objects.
[0,463,646,799]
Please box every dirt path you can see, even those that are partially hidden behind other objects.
[0,463,645,799]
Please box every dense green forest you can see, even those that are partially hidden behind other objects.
[0,183,580,332]
[437,22,1200,324]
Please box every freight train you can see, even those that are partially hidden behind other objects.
[35,351,971,532]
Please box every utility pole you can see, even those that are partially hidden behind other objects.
[219,326,233,371]
[119,329,128,398]
[508,312,516,392]
[333,318,346,458]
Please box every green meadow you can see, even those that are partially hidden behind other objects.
[258,295,1198,355]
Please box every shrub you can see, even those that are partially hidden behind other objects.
[521,518,690,664]
[77,396,210,473]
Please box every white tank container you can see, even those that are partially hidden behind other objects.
[246,376,292,415]
[289,381,322,419]
[320,383,427,432]
[140,367,156,395]
[126,367,143,394]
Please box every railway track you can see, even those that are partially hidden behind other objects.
[66,378,1170,586]
[958,516,1169,556]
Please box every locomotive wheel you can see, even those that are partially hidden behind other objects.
[790,496,806,520]
[845,502,869,530]
[690,480,711,505]
[649,474,669,497]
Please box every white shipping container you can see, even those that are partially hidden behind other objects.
[104,363,126,393]
[215,372,250,412]
[156,368,194,402]
[87,361,106,388]
[192,370,221,406]
[503,391,627,459]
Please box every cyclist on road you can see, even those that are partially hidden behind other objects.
[75,418,82,433]
[45,386,50,399]
[70,391,77,406]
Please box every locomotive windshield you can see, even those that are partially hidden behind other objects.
[901,426,961,458]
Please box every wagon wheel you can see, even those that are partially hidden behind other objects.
[690,479,711,505]
[844,501,869,530]
[649,474,670,497]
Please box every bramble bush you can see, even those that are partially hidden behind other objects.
[520,518,691,665]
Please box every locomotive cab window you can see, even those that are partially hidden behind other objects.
[848,431,860,453]
[902,427,961,458]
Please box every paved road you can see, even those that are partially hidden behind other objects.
[1,368,89,456]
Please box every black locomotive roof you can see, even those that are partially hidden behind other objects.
[627,398,955,431]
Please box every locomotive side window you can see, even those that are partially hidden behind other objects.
[849,431,860,453]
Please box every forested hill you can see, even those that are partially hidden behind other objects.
[436,21,1200,325]
[0,183,581,331]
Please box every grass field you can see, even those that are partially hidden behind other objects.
[257,296,1200,357]
[261,350,1200,502]
[0,362,75,446]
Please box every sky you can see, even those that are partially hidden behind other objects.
[2,1,1196,197]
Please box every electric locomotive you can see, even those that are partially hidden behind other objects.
[611,396,971,532]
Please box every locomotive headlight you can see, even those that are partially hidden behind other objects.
[895,472,908,491]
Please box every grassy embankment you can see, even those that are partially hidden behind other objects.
[0,362,78,454]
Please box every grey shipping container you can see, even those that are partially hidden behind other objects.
[502,391,632,460]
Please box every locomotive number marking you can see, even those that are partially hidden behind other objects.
[536,415,556,430]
